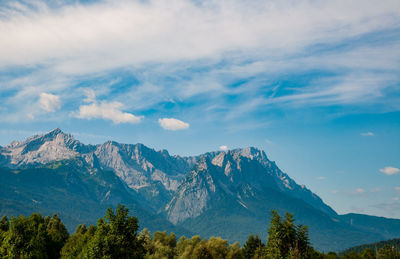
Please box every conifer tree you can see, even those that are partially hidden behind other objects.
[243,234,263,259]
[265,210,282,258]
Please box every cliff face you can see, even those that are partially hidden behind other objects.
[166,148,336,224]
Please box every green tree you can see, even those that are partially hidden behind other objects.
[147,231,176,259]
[84,204,145,258]
[192,241,213,259]
[60,224,96,258]
[0,215,8,233]
[341,251,360,259]
[46,214,69,258]
[0,213,49,258]
[0,215,8,248]
[295,224,310,258]
[360,248,375,259]
[265,210,282,259]
[207,237,229,259]
[227,242,243,259]
[281,212,296,258]
[377,244,400,259]
[243,234,263,259]
[139,228,155,257]
[265,210,312,259]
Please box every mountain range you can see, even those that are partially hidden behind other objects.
[0,128,398,251]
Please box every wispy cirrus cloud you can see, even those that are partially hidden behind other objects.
[1,0,397,71]
[0,0,399,126]
[361,132,374,136]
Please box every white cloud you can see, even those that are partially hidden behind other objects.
[158,118,189,131]
[395,187,400,193]
[39,92,61,112]
[316,176,326,180]
[74,89,143,124]
[355,188,366,194]
[0,0,399,72]
[360,132,374,136]
[331,190,338,194]
[83,89,96,103]
[0,0,399,123]
[380,166,400,175]
[76,101,142,124]
[219,145,228,151]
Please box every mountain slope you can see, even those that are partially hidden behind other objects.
[0,158,191,237]
[93,141,190,211]
[165,151,385,251]
[1,129,400,251]
[341,238,400,255]
[339,213,400,240]
[167,148,336,224]
[0,129,190,211]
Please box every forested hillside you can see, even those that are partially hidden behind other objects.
[341,238,400,256]
[0,206,399,258]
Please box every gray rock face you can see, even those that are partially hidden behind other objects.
[0,129,190,210]
[166,148,336,223]
[93,141,189,191]
[0,128,89,167]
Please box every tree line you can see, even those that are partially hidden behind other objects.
[0,205,399,258]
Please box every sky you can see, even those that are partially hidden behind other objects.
[0,0,399,218]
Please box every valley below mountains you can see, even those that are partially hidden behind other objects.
[0,128,399,251]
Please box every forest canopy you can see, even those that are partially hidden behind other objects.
[0,205,398,258]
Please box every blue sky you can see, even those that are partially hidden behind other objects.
[0,0,399,218]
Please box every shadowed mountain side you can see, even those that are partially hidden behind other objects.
[339,213,400,240]
[179,186,383,252]
[0,160,191,237]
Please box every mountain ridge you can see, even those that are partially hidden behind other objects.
[0,128,333,215]
[0,128,399,251]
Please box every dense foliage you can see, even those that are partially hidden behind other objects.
[0,206,399,258]
[341,238,400,255]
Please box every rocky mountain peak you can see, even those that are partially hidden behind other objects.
[0,128,85,167]
[46,127,63,136]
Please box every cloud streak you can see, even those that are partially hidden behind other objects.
[0,0,399,72]
[360,132,374,136]
[0,0,399,125]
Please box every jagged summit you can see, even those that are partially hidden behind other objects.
[0,128,87,167]
[27,127,67,140]
[47,127,63,135]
